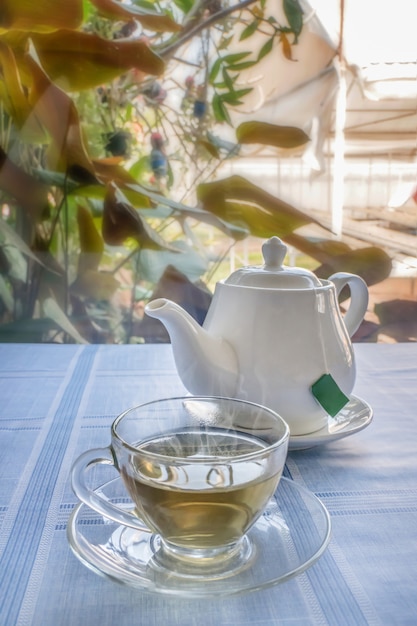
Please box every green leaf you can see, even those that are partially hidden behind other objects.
[89,0,181,32]
[82,0,94,21]
[223,52,252,65]
[42,297,89,343]
[102,183,177,250]
[138,240,209,284]
[314,246,392,286]
[132,0,158,10]
[0,146,48,220]
[196,139,220,158]
[283,0,304,42]
[140,204,173,219]
[0,218,45,266]
[26,45,98,181]
[206,132,240,157]
[209,57,223,83]
[258,37,274,62]
[226,60,257,72]
[197,175,318,238]
[232,88,253,99]
[172,0,194,13]
[0,318,60,342]
[218,93,244,106]
[129,156,152,181]
[76,204,104,275]
[0,274,14,312]
[0,0,83,32]
[218,35,234,51]
[236,121,309,148]
[212,94,231,124]
[28,30,165,92]
[166,159,175,190]
[0,244,27,282]
[0,41,46,142]
[220,88,252,105]
[127,183,248,240]
[222,67,235,92]
[239,19,260,41]
[34,169,81,192]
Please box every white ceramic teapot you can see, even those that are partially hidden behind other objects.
[145,237,369,435]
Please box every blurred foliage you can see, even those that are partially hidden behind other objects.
[0,0,391,343]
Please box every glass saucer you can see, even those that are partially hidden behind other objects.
[67,477,331,598]
[289,395,373,451]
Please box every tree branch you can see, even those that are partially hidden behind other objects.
[160,0,259,59]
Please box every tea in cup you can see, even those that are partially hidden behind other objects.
[71,396,289,578]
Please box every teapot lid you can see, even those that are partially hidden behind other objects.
[224,237,321,289]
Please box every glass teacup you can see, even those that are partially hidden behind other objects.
[71,396,289,578]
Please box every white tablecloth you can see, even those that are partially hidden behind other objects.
[0,343,416,625]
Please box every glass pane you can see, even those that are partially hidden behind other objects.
[0,1,416,343]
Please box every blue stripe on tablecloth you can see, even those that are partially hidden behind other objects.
[0,345,97,626]
[282,464,378,624]
[0,426,41,431]
[306,553,374,626]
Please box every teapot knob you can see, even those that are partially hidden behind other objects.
[262,236,287,268]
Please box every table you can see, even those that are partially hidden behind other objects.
[0,343,416,626]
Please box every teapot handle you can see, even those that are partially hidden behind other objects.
[329,272,369,337]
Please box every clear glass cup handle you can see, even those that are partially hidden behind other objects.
[329,272,369,337]
[70,447,150,531]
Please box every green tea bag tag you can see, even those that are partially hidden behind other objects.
[311,373,349,417]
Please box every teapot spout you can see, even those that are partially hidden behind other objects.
[145,298,239,397]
